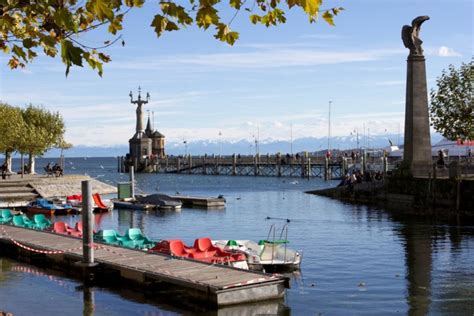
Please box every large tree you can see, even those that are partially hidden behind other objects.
[21,105,66,173]
[0,103,24,172]
[429,62,473,141]
[0,0,342,76]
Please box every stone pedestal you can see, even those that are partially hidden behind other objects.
[403,55,432,177]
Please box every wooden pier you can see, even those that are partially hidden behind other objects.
[171,195,226,208]
[0,225,288,306]
[119,153,394,179]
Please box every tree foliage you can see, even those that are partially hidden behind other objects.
[0,103,67,171]
[429,62,473,141]
[0,0,343,76]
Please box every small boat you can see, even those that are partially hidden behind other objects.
[26,198,77,215]
[111,198,154,210]
[66,193,112,213]
[149,237,249,270]
[135,194,182,211]
[213,225,302,272]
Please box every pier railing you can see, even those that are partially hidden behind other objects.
[118,153,398,179]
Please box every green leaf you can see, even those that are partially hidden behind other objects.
[151,14,168,37]
[302,0,322,22]
[12,45,26,61]
[230,0,242,9]
[322,11,335,26]
[60,40,84,76]
[250,14,262,24]
[196,6,219,30]
[91,0,114,21]
[214,23,239,45]
[54,8,78,32]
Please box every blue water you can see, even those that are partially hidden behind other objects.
[1,157,473,315]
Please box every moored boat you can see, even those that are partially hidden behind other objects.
[26,198,77,215]
[213,225,302,272]
[111,198,154,210]
[135,194,182,211]
[149,238,249,270]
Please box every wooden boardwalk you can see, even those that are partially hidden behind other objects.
[0,225,288,306]
[171,195,226,208]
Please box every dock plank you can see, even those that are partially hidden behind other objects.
[0,224,287,306]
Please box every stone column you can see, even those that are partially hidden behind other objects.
[402,16,432,177]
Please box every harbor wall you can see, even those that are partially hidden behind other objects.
[307,176,474,218]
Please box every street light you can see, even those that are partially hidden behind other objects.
[328,101,332,157]
[183,140,188,156]
[218,131,222,157]
[351,128,360,152]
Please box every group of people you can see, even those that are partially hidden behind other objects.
[338,170,383,188]
[45,162,63,177]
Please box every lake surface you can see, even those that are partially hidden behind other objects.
[1,157,473,315]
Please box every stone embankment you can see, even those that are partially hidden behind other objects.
[307,176,474,218]
[0,174,116,207]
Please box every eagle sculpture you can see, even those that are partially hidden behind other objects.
[401,16,430,56]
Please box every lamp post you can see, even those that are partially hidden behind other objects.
[290,124,293,155]
[218,131,222,157]
[183,140,188,156]
[328,101,332,157]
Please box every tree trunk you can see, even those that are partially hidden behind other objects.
[21,154,24,178]
[5,152,12,172]
[28,153,36,174]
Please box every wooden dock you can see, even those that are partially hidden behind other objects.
[171,195,226,208]
[0,225,288,306]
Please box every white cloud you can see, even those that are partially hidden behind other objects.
[437,46,462,57]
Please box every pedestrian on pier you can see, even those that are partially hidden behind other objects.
[1,162,7,180]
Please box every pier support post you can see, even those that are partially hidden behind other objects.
[324,157,329,181]
[232,154,236,176]
[215,156,219,175]
[254,156,258,176]
[382,156,388,175]
[75,180,98,283]
[276,153,281,177]
[307,158,311,179]
[177,158,181,173]
[82,180,94,265]
[165,155,169,171]
[203,155,207,175]
[301,156,305,178]
[189,155,192,174]
[362,150,367,175]
[129,166,135,199]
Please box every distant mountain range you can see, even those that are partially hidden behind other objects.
[34,134,443,157]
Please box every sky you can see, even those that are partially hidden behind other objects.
[0,0,471,148]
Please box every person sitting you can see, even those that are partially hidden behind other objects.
[52,163,63,177]
[44,163,53,176]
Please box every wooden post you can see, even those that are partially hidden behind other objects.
[165,155,169,171]
[81,180,94,265]
[361,150,366,175]
[301,156,305,178]
[307,158,311,179]
[129,166,135,199]
[177,157,181,173]
[188,155,192,174]
[254,155,258,176]
[117,156,120,172]
[203,155,207,175]
[324,157,329,181]
[276,153,281,177]
[382,156,388,175]
[215,156,219,175]
[232,154,236,176]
